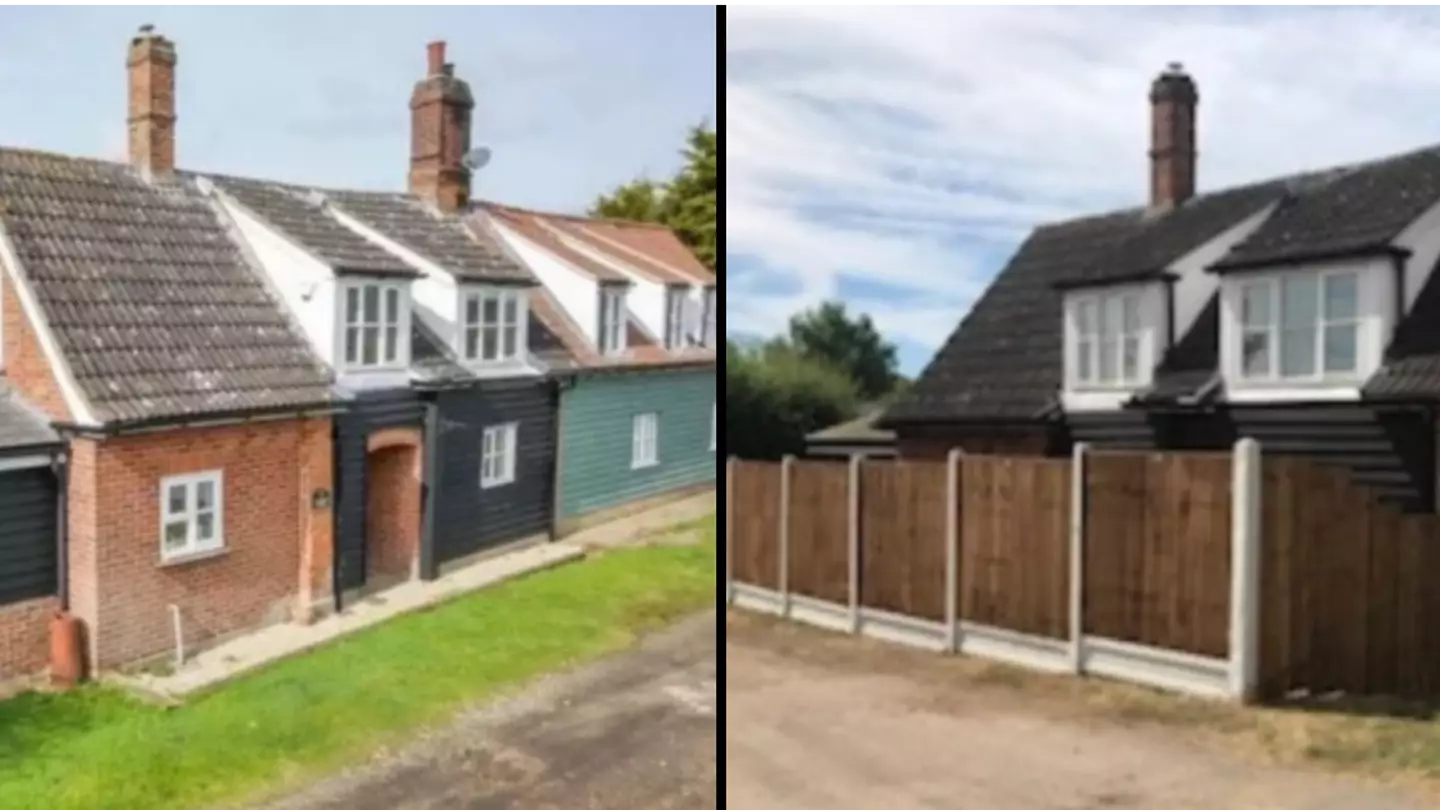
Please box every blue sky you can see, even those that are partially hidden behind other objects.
[0,7,716,212]
[726,7,1440,375]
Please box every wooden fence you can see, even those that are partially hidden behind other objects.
[729,444,1440,705]
[1260,458,1440,701]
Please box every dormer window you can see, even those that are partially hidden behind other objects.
[461,287,527,364]
[1072,290,1143,387]
[341,280,410,371]
[665,287,688,350]
[599,287,628,355]
[1235,270,1359,381]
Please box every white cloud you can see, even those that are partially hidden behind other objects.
[726,6,1440,362]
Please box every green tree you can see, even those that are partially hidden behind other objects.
[724,339,857,460]
[591,124,717,272]
[591,179,664,223]
[788,301,901,402]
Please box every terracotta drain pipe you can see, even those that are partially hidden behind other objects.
[49,449,85,689]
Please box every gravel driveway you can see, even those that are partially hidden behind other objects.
[248,612,717,810]
[726,613,1433,810]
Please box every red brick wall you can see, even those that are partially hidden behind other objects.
[366,446,420,580]
[0,597,57,681]
[71,417,334,669]
[1,273,73,422]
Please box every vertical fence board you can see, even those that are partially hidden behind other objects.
[860,461,948,621]
[787,461,851,604]
[731,461,783,589]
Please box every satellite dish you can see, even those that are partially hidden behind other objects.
[463,146,492,171]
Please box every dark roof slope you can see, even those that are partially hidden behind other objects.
[0,382,58,451]
[1218,146,1440,270]
[207,175,417,277]
[884,210,1145,423]
[325,191,529,284]
[1064,179,1290,287]
[889,142,1440,424]
[0,149,333,425]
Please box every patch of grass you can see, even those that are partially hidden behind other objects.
[0,521,717,810]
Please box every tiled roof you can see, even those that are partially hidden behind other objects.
[0,382,58,451]
[326,191,530,284]
[480,205,630,283]
[885,210,1145,423]
[1218,146,1440,270]
[807,409,894,444]
[555,219,716,286]
[1062,180,1290,288]
[0,149,334,426]
[206,174,417,277]
[890,142,1440,423]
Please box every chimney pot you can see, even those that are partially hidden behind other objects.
[139,23,155,35]
[427,41,446,76]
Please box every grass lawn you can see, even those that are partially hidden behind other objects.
[0,519,717,810]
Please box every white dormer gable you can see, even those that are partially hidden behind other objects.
[1219,196,1440,404]
[322,205,540,380]
[205,182,415,392]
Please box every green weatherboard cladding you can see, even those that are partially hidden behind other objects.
[559,367,717,518]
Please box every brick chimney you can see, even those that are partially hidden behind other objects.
[1149,62,1197,211]
[127,24,177,176]
[409,41,475,213]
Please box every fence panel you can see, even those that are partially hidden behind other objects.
[788,461,851,604]
[1259,457,1440,702]
[731,461,783,589]
[959,456,1071,639]
[860,461,948,621]
[1085,452,1231,659]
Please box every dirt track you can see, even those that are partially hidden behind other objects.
[725,613,1432,810]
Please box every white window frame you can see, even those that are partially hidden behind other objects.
[480,422,519,489]
[460,286,528,365]
[1071,289,1145,389]
[665,287,688,350]
[159,470,225,562]
[599,286,628,355]
[1235,269,1361,384]
[632,412,660,470]
[340,279,411,372]
[710,403,717,452]
[703,288,718,348]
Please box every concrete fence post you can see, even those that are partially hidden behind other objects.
[725,456,738,606]
[848,453,865,634]
[1069,442,1090,674]
[945,448,963,654]
[780,455,795,618]
[1229,438,1263,702]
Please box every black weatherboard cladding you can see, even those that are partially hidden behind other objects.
[0,469,59,606]
[433,379,557,564]
[333,389,427,592]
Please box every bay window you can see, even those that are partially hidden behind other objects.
[1238,270,1358,381]
[342,281,408,370]
[462,287,527,364]
[1073,290,1143,387]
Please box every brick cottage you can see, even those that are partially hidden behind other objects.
[0,27,337,671]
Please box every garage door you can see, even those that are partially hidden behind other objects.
[0,468,58,605]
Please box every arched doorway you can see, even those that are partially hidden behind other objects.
[365,428,423,586]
